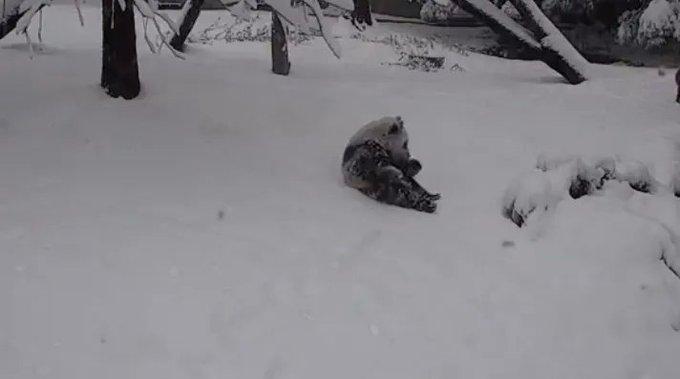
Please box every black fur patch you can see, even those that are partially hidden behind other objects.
[342,144,359,164]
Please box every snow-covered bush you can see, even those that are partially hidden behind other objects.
[537,0,648,28]
[419,0,458,24]
[542,0,680,49]
[504,154,664,227]
[349,31,467,71]
[628,0,680,47]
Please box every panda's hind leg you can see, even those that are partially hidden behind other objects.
[365,171,437,213]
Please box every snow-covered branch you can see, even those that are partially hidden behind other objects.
[133,0,185,58]
[265,0,343,58]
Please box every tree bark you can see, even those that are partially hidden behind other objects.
[271,11,290,76]
[170,0,205,52]
[351,0,372,27]
[101,0,140,99]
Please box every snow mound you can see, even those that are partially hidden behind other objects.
[505,154,670,227]
[505,153,680,280]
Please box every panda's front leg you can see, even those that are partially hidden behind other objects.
[403,159,422,177]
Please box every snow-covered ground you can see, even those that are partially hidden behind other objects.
[2,5,680,379]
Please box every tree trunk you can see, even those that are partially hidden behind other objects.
[170,0,205,52]
[454,0,541,56]
[351,0,372,27]
[271,11,290,76]
[454,0,588,84]
[101,0,140,99]
[509,0,588,84]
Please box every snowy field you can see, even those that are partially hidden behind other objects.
[2,5,680,379]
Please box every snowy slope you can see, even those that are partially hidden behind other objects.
[1,5,680,379]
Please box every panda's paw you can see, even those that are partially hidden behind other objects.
[426,192,441,201]
[377,166,404,181]
[404,159,422,177]
[414,198,437,213]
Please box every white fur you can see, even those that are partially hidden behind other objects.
[347,116,410,165]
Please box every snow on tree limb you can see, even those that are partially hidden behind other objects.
[267,0,314,34]
[454,0,588,84]
[15,0,50,34]
[266,0,342,58]
[301,0,341,58]
[133,0,185,58]
[454,0,541,51]
[226,0,256,20]
[323,0,354,11]
[509,0,589,82]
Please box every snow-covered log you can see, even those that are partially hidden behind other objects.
[453,0,542,53]
[509,0,589,84]
[170,0,205,51]
[454,0,589,84]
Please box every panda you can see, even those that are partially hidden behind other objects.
[342,116,440,213]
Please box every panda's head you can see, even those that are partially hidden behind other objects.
[381,116,410,165]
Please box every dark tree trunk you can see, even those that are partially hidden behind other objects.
[351,0,372,28]
[170,0,205,52]
[101,0,140,99]
[271,12,290,76]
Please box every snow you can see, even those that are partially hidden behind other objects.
[503,154,680,278]
[2,5,680,379]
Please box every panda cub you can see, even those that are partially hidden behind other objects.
[342,116,440,213]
